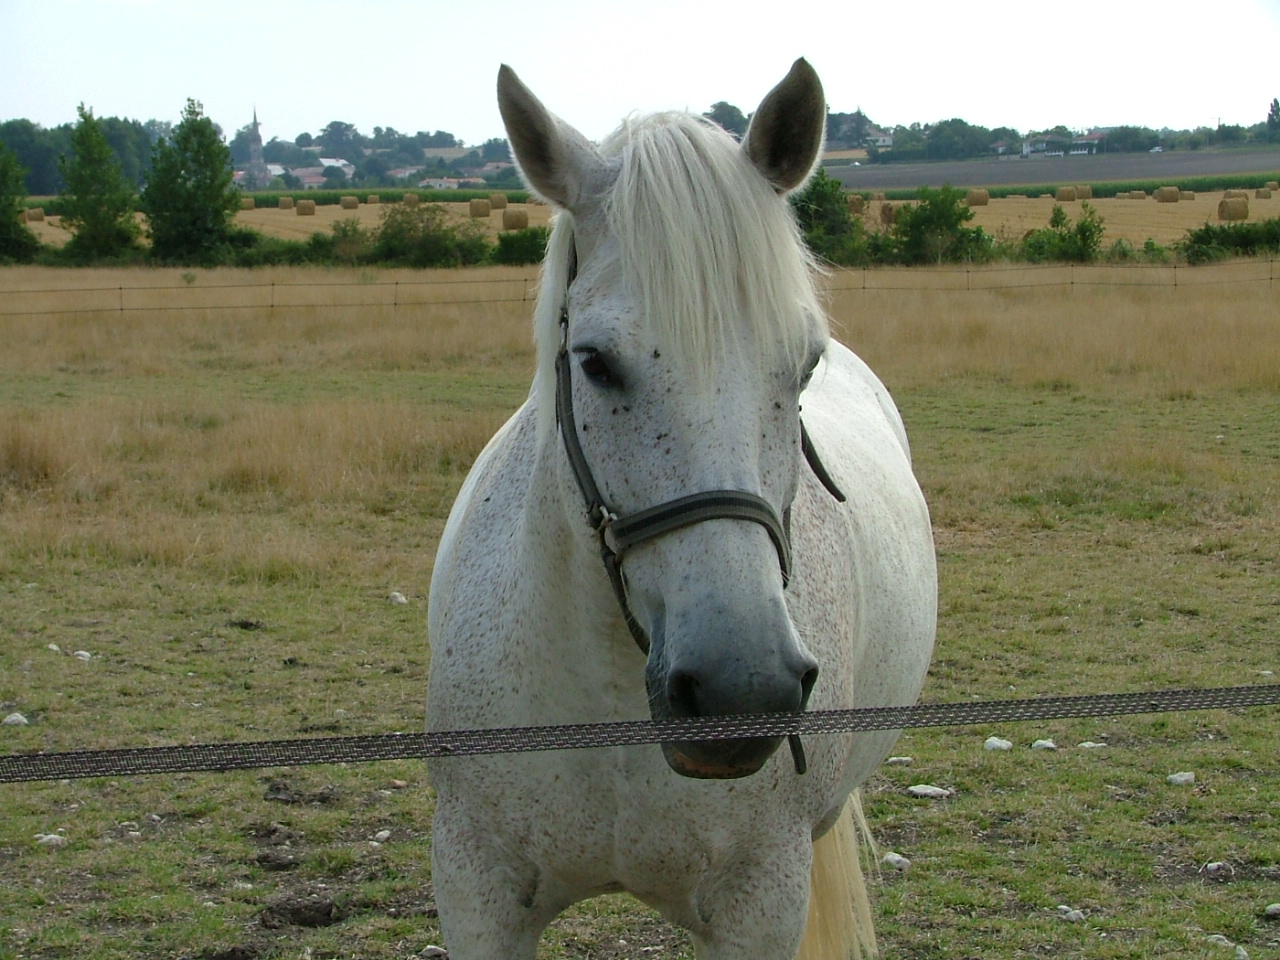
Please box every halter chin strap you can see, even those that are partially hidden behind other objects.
[553,237,845,774]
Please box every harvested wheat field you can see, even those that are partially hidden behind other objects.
[235,199,552,241]
[956,191,1274,247]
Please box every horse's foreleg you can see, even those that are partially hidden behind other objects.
[430,807,559,960]
[684,842,813,960]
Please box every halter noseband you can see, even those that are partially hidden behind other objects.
[554,237,844,773]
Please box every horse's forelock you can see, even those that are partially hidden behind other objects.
[600,112,824,377]
[533,112,824,403]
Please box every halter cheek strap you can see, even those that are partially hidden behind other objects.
[554,323,792,655]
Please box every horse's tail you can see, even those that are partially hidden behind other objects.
[795,790,878,960]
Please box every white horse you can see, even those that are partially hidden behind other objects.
[427,59,936,960]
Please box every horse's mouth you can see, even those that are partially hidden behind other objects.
[661,737,782,780]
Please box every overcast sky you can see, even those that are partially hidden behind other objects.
[4,0,1279,146]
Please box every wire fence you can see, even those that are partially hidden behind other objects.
[1,259,1275,320]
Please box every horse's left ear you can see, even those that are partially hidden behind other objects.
[742,58,826,195]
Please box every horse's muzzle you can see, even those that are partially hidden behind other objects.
[661,736,784,779]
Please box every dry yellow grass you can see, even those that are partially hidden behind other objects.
[825,263,1280,392]
[3,263,1276,583]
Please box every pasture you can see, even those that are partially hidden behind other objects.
[1,263,1278,959]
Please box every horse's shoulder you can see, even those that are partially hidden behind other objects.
[808,341,913,465]
[429,402,537,616]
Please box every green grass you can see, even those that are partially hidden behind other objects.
[2,274,1279,958]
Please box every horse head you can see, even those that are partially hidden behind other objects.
[499,60,830,779]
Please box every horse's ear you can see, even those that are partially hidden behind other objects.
[742,58,826,195]
[498,64,606,210]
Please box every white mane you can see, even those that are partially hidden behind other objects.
[531,111,826,429]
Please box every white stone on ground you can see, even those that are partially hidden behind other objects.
[881,852,911,872]
[3,713,29,726]
[1167,771,1196,785]
[907,784,952,799]
[388,592,408,605]
[1056,905,1085,922]
[72,651,92,661]
[885,756,912,766]
[1265,902,1280,918]
[984,736,1013,751]
[1031,739,1057,750]
[1078,741,1107,749]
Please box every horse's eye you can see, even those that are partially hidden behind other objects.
[578,349,617,386]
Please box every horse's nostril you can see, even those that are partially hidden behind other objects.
[667,669,701,718]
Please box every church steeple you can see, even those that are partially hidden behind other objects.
[245,108,270,191]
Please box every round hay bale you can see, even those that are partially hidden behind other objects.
[871,191,885,201]
[1154,186,1180,203]
[1256,188,1272,199]
[489,193,508,210]
[502,207,529,230]
[1266,181,1279,191]
[340,195,359,210]
[278,196,294,210]
[1055,186,1077,202]
[1218,196,1249,221]
[1075,184,1093,200]
[402,193,419,207]
[1039,193,1053,199]
[965,188,989,206]
[1129,190,1148,200]
[24,207,45,222]
[296,199,317,216]
[239,197,255,210]
[879,202,895,225]
[1181,191,1195,201]
[366,195,379,205]
[847,194,865,215]
[1222,189,1248,200]
[469,198,491,218]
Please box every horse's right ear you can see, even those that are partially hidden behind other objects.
[497,65,606,211]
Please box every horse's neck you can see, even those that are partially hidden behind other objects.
[510,419,650,720]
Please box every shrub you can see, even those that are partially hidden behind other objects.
[1177,217,1280,264]
[1019,203,1106,263]
[371,202,491,267]
[492,226,549,265]
[889,185,993,265]
[790,168,870,265]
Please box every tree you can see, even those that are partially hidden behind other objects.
[317,121,364,162]
[296,132,314,148]
[1267,98,1280,140]
[141,98,241,263]
[0,141,41,263]
[59,104,140,260]
[0,118,67,195]
[703,102,748,138]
